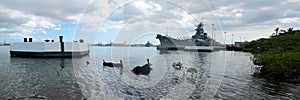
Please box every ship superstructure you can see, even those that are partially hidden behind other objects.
[156,22,211,50]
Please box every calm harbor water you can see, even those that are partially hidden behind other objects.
[0,46,299,99]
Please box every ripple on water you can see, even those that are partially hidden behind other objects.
[0,47,299,99]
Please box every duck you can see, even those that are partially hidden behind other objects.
[103,60,123,67]
[86,61,90,65]
[131,59,152,76]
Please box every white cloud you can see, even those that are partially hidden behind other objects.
[286,0,299,3]
[0,0,93,40]
[39,19,56,29]
[7,33,30,38]
[278,17,300,23]
[0,0,299,42]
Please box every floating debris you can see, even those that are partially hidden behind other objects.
[132,59,152,76]
[187,68,198,78]
[103,60,123,68]
[172,62,183,70]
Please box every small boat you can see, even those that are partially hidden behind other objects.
[131,59,152,76]
[145,41,153,47]
[103,60,123,67]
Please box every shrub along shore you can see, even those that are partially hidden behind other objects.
[243,28,300,83]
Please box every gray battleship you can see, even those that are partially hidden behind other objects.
[156,22,211,50]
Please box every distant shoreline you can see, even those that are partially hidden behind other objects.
[0,44,10,46]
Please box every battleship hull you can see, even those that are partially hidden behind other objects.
[156,34,193,50]
[156,34,209,50]
[156,22,214,50]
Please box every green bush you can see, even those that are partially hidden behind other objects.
[246,30,300,80]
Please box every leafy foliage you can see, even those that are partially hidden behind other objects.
[244,29,300,80]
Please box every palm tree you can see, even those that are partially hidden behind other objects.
[288,28,293,32]
[287,27,294,35]
[275,27,279,35]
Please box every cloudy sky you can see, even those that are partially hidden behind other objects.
[0,0,299,44]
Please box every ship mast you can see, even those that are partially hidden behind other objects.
[212,24,214,46]
[165,27,168,36]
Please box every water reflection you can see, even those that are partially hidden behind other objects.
[60,59,65,69]
[73,47,209,99]
[257,79,296,98]
[0,46,299,99]
[2,57,85,99]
